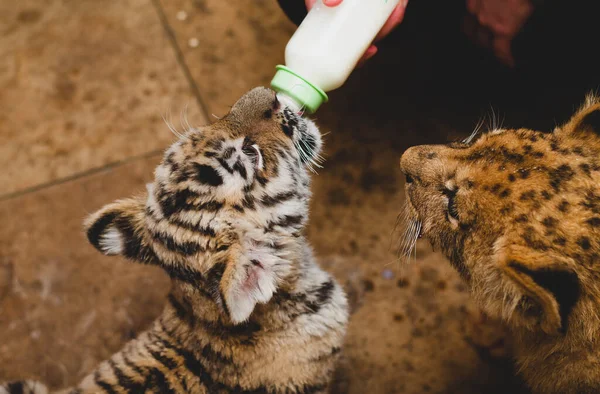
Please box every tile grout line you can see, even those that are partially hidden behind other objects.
[2,2,206,204]
[150,0,212,122]
[0,149,164,203]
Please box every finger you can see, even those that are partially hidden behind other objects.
[375,1,408,42]
[323,0,344,6]
[357,45,378,68]
[466,0,481,15]
[493,36,515,67]
[485,0,534,37]
[475,5,488,28]
[489,20,513,37]
[305,0,317,10]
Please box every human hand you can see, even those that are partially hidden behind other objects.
[304,0,409,65]
[463,0,535,67]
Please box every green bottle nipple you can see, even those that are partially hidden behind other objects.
[270,65,328,114]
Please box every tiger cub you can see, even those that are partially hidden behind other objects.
[1,87,348,394]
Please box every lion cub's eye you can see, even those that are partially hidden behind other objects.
[442,188,459,222]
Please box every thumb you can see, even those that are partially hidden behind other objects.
[493,36,515,67]
[323,0,344,6]
[305,0,317,9]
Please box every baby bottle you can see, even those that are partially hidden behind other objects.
[271,0,402,113]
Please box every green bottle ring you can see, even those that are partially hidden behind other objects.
[270,65,328,114]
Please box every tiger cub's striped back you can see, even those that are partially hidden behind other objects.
[2,87,348,393]
[0,381,48,394]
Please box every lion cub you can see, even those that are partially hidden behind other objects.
[401,95,600,394]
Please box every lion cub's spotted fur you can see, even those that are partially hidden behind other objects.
[1,87,348,394]
[401,95,600,394]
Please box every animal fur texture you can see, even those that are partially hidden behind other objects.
[1,87,348,394]
[400,95,600,394]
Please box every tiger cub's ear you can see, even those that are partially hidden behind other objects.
[84,196,152,263]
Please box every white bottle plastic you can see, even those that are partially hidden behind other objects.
[271,0,402,113]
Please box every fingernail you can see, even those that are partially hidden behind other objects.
[366,45,378,57]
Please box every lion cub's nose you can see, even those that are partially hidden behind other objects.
[400,145,443,184]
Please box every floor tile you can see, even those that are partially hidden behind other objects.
[0,155,170,388]
[156,0,295,116]
[0,0,205,196]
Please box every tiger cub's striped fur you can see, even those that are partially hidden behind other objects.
[2,87,348,394]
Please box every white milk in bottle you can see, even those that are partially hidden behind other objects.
[271,0,402,113]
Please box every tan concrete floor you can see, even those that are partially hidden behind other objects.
[2,0,576,392]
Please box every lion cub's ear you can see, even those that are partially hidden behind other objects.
[561,93,600,137]
[500,245,580,335]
